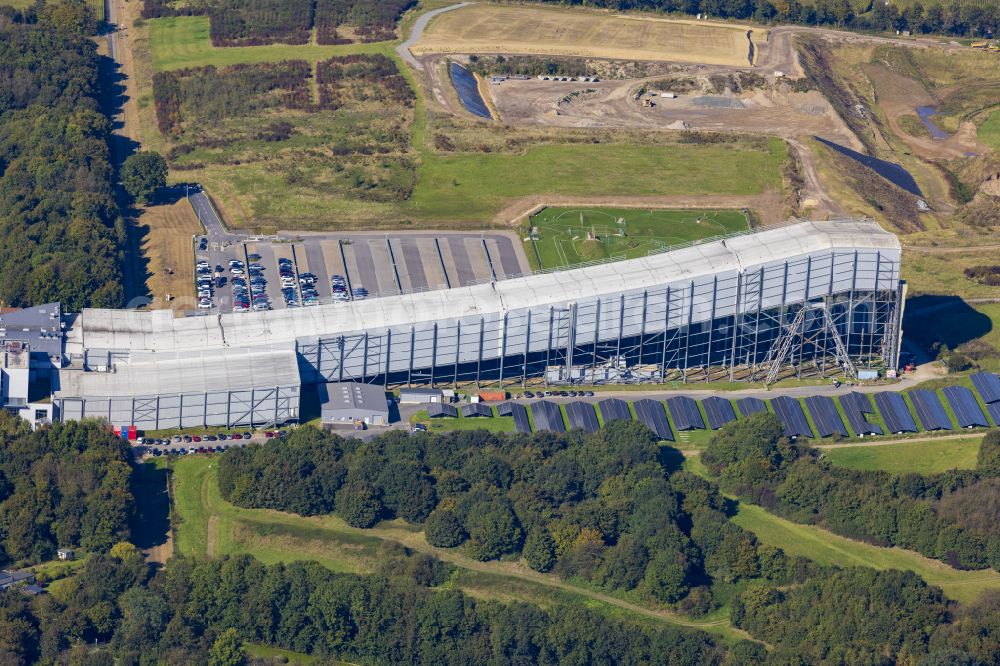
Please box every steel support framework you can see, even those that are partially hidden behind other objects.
[294,249,902,389]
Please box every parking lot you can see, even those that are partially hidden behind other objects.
[191,231,530,314]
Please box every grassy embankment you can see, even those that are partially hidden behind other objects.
[682,451,1000,605]
[823,435,982,474]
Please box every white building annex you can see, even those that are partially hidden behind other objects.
[53,219,904,429]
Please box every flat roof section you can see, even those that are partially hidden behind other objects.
[56,347,300,398]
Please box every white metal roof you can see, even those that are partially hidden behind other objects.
[56,347,300,398]
[74,220,899,354]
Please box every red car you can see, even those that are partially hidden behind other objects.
[192,436,202,443]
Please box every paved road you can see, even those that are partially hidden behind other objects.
[189,190,229,237]
[396,2,472,70]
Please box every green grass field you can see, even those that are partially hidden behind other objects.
[824,437,983,474]
[149,16,388,71]
[978,109,1000,152]
[732,502,1000,604]
[524,208,750,270]
[410,408,516,432]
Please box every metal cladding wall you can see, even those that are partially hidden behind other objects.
[55,385,300,430]
[298,246,902,386]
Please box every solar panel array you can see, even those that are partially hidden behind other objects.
[873,392,917,433]
[495,402,513,417]
[737,397,768,417]
[804,395,848,438]
[461,402,493,418]
[942,385,988,428]
[702,396,737,430]
[666,396,705,431]
[987,402,1000,426]
[565,401,600,433]
[770,396,812,438]
[839,392,882,435]
[633,399,674,441]
[972,371,1000,405]
[532,400,566,432]
[510,402,530,433]
[910,390,952,431]
[428,403,458,418]
[599,398,632,423]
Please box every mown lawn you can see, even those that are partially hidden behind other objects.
[824,436,983,475]
[149,16,389,71]
[525,207,749,270]
[408,140,787,222]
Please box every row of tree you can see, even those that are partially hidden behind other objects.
[0,412,133,566]
[539,0,1000,37]
[0,0,126,310]
[704,414,1000,571]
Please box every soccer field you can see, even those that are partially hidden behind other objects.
[525,207,750,270]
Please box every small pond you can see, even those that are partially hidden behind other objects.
[814,136,923,197]
[915,106,950,140]
[449,63,492,119]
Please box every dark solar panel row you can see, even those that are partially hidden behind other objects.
[565,401,600,433]
[839,393,882,436]
[495,402,513,417]
[842,391,876,415]
[873,392,917,433]
[511,403,530,433]
[972,371,1000,405]
[461,402,493,418]
[804,395,848,438]
[942,385,989,428]
[428,403,457,418]
[532,400,566,433]
[633,399,674,441]
[910,390,952,431]
[770,396,812,438]
[666,396,705,431]
[701,396,737,430]
[599,398,632,423]
[737,397,768,417]
[987,401,1000,427]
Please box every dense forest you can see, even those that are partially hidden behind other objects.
[0,0,126,310]
[539,0,1000,38]
[704,416,1000,571]
[217,422,820,613]
[140,0,416,45]
[0,412,133,566]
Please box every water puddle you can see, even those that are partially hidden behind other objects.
[449,62,492,119]
[915,106,950,140]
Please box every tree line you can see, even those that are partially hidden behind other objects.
[704,414,1000,571]
[0,412,133,566]
[537,0,1000,37]
[217,422,833,615]
[0,0,126,310]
